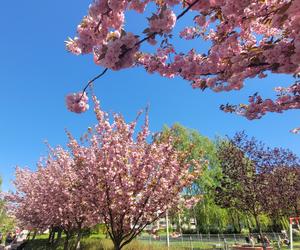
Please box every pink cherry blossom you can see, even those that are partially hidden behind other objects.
[290,127,300,134]
[94,32,140,70]
[148,8,176,34]
[66,92,89,113]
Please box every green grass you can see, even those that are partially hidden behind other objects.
[24,233,300,250]
[24,235,217,250]
[24,238,192,250]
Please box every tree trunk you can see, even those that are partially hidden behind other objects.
[193,207,200,236]
[26,231,31,241]
[64,232,70,250]
[48,228,52,244]
[178,214,182,235]
[31,230,37,240]
[75,230,83,250]
[54,228,62,246]
[51,230,56,245]
[113,239,122,250]
[114,244,122,250]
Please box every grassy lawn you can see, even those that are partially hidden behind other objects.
[24,237,199,250]
[23,233,300,250]
[24,233,219,250]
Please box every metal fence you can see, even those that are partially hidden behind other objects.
[137,233,292,249]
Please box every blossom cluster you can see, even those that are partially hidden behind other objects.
[221,82,300,121]
[148,8,176,34]
[94,32,140,70]
[290,127,300,134]
[66,92,89,113]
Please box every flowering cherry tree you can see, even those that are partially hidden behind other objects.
[66,0,299,127]
[66,96,201,250]
[8,96,201,250]
[7,147,100,249]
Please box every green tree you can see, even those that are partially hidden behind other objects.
[161,124,228,233]
[0,177,15,234]
[161,123,220,193]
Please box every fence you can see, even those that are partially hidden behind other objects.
[137,233,292,249]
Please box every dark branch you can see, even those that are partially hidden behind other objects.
[80,68,108,100]
[177,0,200,20]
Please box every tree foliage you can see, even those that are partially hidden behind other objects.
[0,177,15,234]
[160,124,229,233]
[216,132,300,233]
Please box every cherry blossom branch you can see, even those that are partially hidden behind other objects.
[80,68,108,99]
[177,0,200,20]
[120,211,165,249]
[242,1,292,21]
[79,0,201,99]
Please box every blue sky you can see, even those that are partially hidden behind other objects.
[0,1,299,192]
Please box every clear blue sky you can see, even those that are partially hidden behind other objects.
[0,1,299,192]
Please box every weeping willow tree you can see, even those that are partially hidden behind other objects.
[160,124,231,233]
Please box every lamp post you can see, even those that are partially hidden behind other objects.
[289,218,294,250]
[166,209,170,248]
